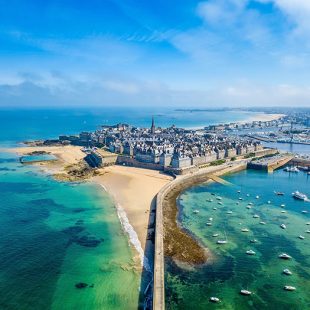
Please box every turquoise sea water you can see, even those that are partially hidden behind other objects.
[0,151,141,309]
[165,169,310,309]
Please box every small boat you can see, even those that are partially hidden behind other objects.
[250,239,258,243]
[246,250,256,255]
[298,235,305,240]
[280,224,287,229]
[281,210,287,213]
[284,167,299,173]
[207,198,213,202]
[301,210,308,214]
[256,195,260,199]
[239,197,243,200]
[217,240,227,244]
[279,253,292,259]
[307,222,310,225]
[209,297,220,303]
[260,221,266,225]
[241,228,249,232]
[246,205,252,209]
[284,286,296,291]
[209,217,213,221]
[193,210,200,214]
[308,172,310,175]
[275,191,285,196]
[246,194,250,197]
[218,202,223,205]
[253,214,260,218]
[267,201,271,204]
[240,290,252,296]
[306,230,310,233]
[248,203,253,206]
[213,207,217,210]
[227,211,233,214]
[281,204,286,208]
[237,190,241,193]
[206,222,212,226]
[292,191,308,201]
[212,233,219,237]
[283,269,292,275]
[216,196,222,200]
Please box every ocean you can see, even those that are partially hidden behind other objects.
[165,169,310,309]
[0,107,261,310]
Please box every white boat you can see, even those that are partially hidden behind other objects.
[227,211,233,214]
[246,250,256,255]
[283,269,292,275]
[241,228,249,232]
[250,239,258,243]
[284,167,299,173]
[280,224,287,229]
[307,222,310,225]
[217,240,227,244]
[281,204,286,208]
[216,196,222,200]
[308,172,310,175]
[206,222,212,226]
[284,286,296,291]
[209,217,213,221]
[298,235,305,240]
[253,214,260,218]
[301,210,308,214]
[237,190,241,193]
[209,297,220,303]
[218,202,223,205]
[292,191,308,201]
[246,194,250,197]
[240,290,252,295]
[212,233,219,237]
[193,210,200,214]
[207,198,213,202]
[267,201,271,204]
[256,195,260,199]
[279,253,292,259]
[248,203,253,206]
[239,197,243,200]
[260,221,266,225]
[213,207,217,210]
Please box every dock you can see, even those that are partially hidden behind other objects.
[248,154,294,172]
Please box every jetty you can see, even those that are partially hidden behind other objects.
[153,161,247,310]
[248,154,294,173]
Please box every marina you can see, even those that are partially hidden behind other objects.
[165,168,310,309]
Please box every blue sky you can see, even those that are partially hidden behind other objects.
[1,0,310,107]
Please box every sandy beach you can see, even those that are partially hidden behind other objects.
[6,144,173,267]
[93,166,172,263]
[240,113,286,124]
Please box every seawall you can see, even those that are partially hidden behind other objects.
[153,161,247,310]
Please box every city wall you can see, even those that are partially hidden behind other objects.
[153,161,247,310]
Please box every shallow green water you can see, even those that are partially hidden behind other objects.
[165,169,310,310]
[0,151,140,310]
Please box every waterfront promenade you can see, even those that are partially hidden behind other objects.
[153,160,248,310]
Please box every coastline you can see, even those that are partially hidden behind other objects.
[5,145,173,272]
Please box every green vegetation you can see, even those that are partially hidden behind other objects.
[210,159,226,166]
[230,157,236,161]
[244,152,255,159]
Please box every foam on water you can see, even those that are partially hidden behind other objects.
[100,185,151,272]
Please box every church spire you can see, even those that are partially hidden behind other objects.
[151,116,155,134]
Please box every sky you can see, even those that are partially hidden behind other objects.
[1,0,310,108]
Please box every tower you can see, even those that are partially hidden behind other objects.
[151,116,155,134]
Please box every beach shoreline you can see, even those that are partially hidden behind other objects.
[5,144,173,272]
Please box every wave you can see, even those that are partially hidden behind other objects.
[100,185,151,273]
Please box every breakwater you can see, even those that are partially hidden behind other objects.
[153,161,247,310]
